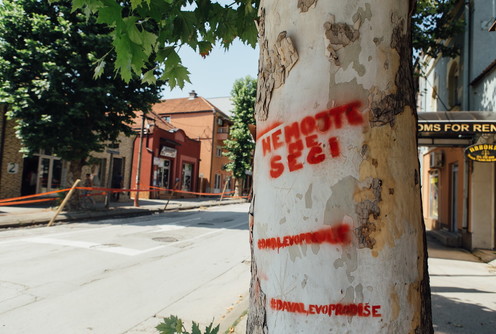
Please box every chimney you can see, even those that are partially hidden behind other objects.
[188,90,198,99]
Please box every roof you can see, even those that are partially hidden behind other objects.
[208,97,234,118]
[130,109,175,132]
[153,96,220,115]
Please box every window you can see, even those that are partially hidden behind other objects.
[429,171,439,219]
[214,174,221,190]
[216,146,223,157]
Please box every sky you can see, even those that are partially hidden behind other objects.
[164,41,259,100]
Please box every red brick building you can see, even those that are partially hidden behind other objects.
[130,110,201,199]
[152,91,233,193]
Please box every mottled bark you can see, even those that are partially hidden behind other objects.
[249,1,432,333]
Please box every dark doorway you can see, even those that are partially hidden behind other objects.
[21,157,38,196]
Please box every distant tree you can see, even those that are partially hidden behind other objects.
[412,0,464,71]
[0,0,163,197]
[223,76,256,196]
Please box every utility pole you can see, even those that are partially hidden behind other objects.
[134,113,145,207]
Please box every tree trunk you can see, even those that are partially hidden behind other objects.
[67,159,84,210]
[248,1,432,333]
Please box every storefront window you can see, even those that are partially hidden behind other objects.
[429,171,439,219]
[182,163,192,191]
[214,174,221,190]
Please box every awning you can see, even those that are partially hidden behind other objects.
[417,111,496,146]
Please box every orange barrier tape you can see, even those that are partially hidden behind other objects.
[0,197,57,206]
[0,188,70,204]
[76,187,161,193]
[149,186,237,197]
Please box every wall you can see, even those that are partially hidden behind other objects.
[168,112,214,190]
[421,148,465,232]
[0,117,24,199]
[472,67,496,111]
[210,115,233,192]
[470,162,495,249]
[470,1,496,84]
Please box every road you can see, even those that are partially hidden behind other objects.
[0,203,251,334]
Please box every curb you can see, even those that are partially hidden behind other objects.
[218,293,249,334]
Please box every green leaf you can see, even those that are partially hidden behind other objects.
[130,0,144,11]
[93,60,106,79]
[124,17,142,45]
[161,63,191,90]
[141,30,157,55]
[155,315,182,334]
[113,35,133,82]
[142,68,157,85]
[96,5,122,25]
[204,322,219,334]
[191,322,201,334]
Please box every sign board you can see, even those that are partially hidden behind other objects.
[160,145,177,158]
[7,163,18,174]
[465,144,496,162]
[106,149,120,155]
[418,122,496,135]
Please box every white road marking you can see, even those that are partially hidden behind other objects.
[0,218,201,247]
[18,220,247,256]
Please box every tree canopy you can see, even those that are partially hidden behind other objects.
[68,0,462,85]
[69,0,259,86]
[0,0,163,165]
[412,0,464,69]
[223,76,256,181]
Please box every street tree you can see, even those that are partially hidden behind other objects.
[71,0,433,333]
[412,0,464,71]
[223,76,256,196]
[0,0,163,191]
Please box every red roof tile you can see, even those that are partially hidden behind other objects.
[152,96,220,115]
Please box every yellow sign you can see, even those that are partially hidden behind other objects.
[465,144,496,162]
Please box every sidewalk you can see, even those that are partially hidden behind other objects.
[0,197,248,228]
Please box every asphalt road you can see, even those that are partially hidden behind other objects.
[0,203,251,334]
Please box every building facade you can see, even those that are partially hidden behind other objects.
[153,91,233,193]
[130,110,201,199]
[418,0,496,250]
[0,106,135,201]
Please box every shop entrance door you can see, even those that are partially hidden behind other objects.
[157,160,170,189]
[450,164,459,232]
[181,163,192,191]
[37,156,62,194]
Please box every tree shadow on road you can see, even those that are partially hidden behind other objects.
[83,205,250,231]
[431,292,496,334]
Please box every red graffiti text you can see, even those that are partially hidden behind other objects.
[257,224,351,251]
[258,101,364,178]
[270,298,382,318]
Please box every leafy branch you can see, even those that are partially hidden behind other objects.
[156,315,219,334]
